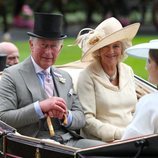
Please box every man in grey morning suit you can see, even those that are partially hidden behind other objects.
[0,12,104,148]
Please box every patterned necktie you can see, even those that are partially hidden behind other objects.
[39,70,66,135]
[38,71,56,136]
[43,71,54,97]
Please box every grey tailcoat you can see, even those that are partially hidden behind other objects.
[0,57,85,139]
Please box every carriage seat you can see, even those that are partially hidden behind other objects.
[56,60,91,92]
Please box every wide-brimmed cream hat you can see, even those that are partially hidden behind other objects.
[76,17,140,62]
[125,39,158,59]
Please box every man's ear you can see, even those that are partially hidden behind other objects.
[59,44,63,52]
[29,39,33,47]
[29,39,34,51]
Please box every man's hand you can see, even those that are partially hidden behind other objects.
[39,97,67,119]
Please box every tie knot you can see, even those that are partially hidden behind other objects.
[43,70,49,75]
[38,71,51,83]
[39,70,50,77]
[41,70,54,97]
[43,71,53,84]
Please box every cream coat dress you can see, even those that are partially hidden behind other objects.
[77,60,137,142]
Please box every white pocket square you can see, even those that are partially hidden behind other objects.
[68,88,74,96]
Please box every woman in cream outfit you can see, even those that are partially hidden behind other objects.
[76,17,140,142]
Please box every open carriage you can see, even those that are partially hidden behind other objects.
[1,114,158,158]
[0,61,157,158]
[1,128,158,158]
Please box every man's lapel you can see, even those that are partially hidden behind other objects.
[51,67,66,98]
[20,57,46,101]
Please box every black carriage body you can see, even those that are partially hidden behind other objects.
[1,133,158,158]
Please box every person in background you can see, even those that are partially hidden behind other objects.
[76,17,140,142]
[0,1,11,41]
[122,40,158,140]
[0,12,105,148]
[13,0,33,29]
[0,42,19,66]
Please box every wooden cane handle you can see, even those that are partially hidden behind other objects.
[47,116,55,137]
[63,114,68,125]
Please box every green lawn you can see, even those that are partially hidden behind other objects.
[14,35,158,80]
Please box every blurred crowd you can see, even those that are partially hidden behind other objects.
[0,0,158,41]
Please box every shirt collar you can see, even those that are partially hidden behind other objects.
[31,56,51,74]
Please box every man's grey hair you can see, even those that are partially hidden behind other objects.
[29,36,63,45]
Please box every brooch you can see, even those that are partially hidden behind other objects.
[89,36,101,45]
[59,77,66,84]
[54,71,66,84]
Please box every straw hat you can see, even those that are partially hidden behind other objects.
[76,17,140,62]
[125,39,158,59]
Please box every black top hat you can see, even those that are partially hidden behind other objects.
[27,12,67,39]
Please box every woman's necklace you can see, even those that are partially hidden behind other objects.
[105,69,118,82]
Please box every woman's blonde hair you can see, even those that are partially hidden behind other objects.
[92,39,132,62]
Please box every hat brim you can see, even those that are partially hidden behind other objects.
[81,23,140,62]
[125,41,158,59]
[27,32,67,40]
